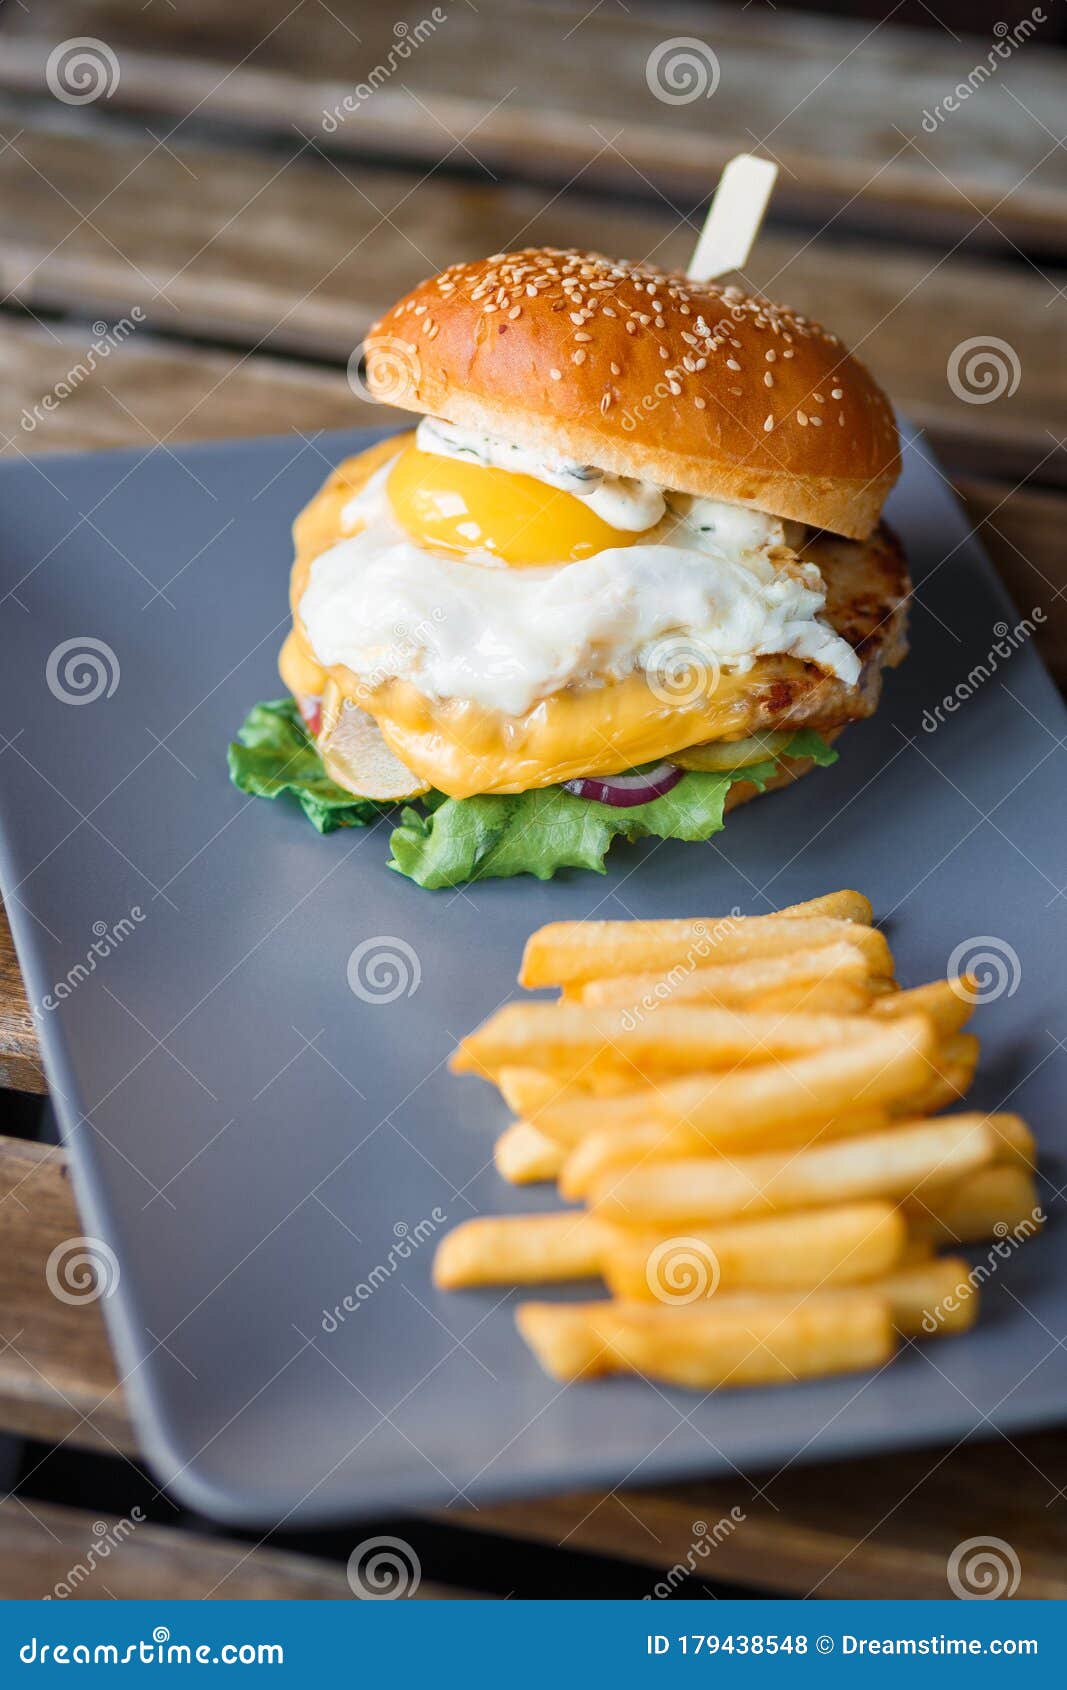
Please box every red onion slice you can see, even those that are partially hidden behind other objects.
[563,762,684,807]
[296,693,323,739]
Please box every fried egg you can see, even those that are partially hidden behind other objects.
[296,427,860,721]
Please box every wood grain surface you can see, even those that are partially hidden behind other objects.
[0,1496,352,1599]
[0,1135,130,1451]
[0,1494,477,1598]
[449,1437,1067,1599]
[0,108,1063,481]
[3,0,1066,244]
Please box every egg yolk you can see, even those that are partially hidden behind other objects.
[386,442,644,567]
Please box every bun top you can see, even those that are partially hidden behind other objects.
[364,248,900,540]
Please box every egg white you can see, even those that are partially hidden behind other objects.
[298,436,861,719]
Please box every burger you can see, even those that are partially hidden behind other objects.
[230,248,908,888]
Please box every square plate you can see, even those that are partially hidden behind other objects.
[1,425,1064,1527]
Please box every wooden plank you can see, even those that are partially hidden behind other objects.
[0,1134,131,1452]
[3,1,1066,246]
[0,112,1063,481]
[0,1494,476,1598]
[0,317,369,456]
[448,1432,1067,1599]
[0,902,45,1094]
[0,1496,353,1598]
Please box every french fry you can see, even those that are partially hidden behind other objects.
[515,1303,612,1379]
[497,1067,562,1117]
[591,1117,997,1228]
[576,940,874,1010]
[906,1164,1043,1246]
[534,1018,937,1148]
[453,1003,890,1085]
[520,914,891,990]
[985,1113,1037,1168]
[744,980,873,1017]
[900,1034,979,1114]
[434,1212,606,1288]
[494,1121,564,1184]
[603,1202,906,1299]
[872,1257,978,1338]
[873,978,975,1037]
[559,1110,891,1201]
[517,1294,894,1387]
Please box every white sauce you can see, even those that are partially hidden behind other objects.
[306,449,861,719]
[414,416,666,531]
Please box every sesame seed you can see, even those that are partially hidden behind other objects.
[694,396,707,410]
[572,349,587,365]
[508,304,521,319]
[610,361,621,376]
[574,330,592,342]
[549,368,562,381]
[766,350,777,362]
[600,391,613,413]
[810,414,823,426]
[831,388,843,399]
[764,415,774,432]
[764,371,774,387]
[668,381,681,396]
[569,312,585,326]
[797,410,808,426]
[659,346,669,359]
[726,358,741,371]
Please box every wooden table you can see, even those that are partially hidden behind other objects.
[1,0,1065,1599]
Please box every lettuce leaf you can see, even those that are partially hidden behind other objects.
[227,698,380,832]
[228,701,836,887]
[388,730,836,888]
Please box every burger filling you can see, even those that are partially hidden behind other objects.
[230,427,906,886]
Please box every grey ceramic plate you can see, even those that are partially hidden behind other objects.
[0,425,1064,1527]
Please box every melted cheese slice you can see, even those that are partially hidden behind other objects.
[281,436,843,799]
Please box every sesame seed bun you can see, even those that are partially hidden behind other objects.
[364,248,900,542]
